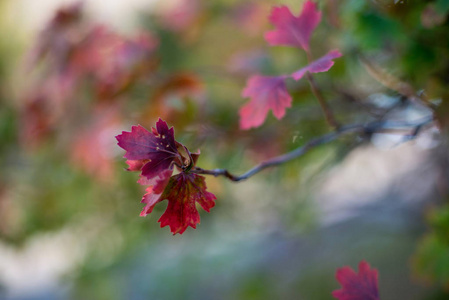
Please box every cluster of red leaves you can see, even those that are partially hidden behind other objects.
[333,261,380,300]
[116,119,216,235]
[115,1,342,233]
[21,3,158,180]
[27,3,157,103]
[69,26,158,100]
[239,0,342,129]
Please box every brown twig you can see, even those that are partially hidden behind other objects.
[191,116,435,182]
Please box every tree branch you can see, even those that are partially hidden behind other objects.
[191,116,435,182]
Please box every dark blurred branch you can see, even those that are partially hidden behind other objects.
[192,116,435,182]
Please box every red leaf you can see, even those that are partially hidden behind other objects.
[264,1,321,51]
[332,261,380,300]
[239,75,291,129]
[291,49,342,80]
[116,118,179,183]
[142,173,216,235]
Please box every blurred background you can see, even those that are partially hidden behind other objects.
[1,0,449,299]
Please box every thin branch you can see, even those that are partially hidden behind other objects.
[359,57,442,130]
[359,56,436,109]
[191,116,435,182]
[360,56,417,100]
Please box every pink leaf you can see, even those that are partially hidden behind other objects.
[332,261,380,300]
[239,75,291,129]
[264,1,321,51]
[291,49,342,80]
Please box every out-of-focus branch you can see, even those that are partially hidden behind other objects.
[359,56,441,129]
[360,56,417,98]
[192,116,435,182]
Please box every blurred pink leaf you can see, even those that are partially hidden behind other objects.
[71,105,122,181]
[26,1,83,71]
[70,26,158,99]
[239,75,291,130]
[264,1,321,51]
[291,49,342,80]
[231,2,269,36]
[332,260,380,300]
[20,74,76,148]
[158,0,200,32]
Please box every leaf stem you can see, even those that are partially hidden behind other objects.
[305,50,340,129]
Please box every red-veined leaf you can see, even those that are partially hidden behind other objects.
[116,118,179,184]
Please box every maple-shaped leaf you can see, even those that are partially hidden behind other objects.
[239,75,291,129]
[116,118,179,184]
[142,172,216,235]
[264,1,321,51]
[332,261,380,300]
[291,49,342,80]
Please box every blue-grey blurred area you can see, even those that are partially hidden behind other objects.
[1,0,449,300]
